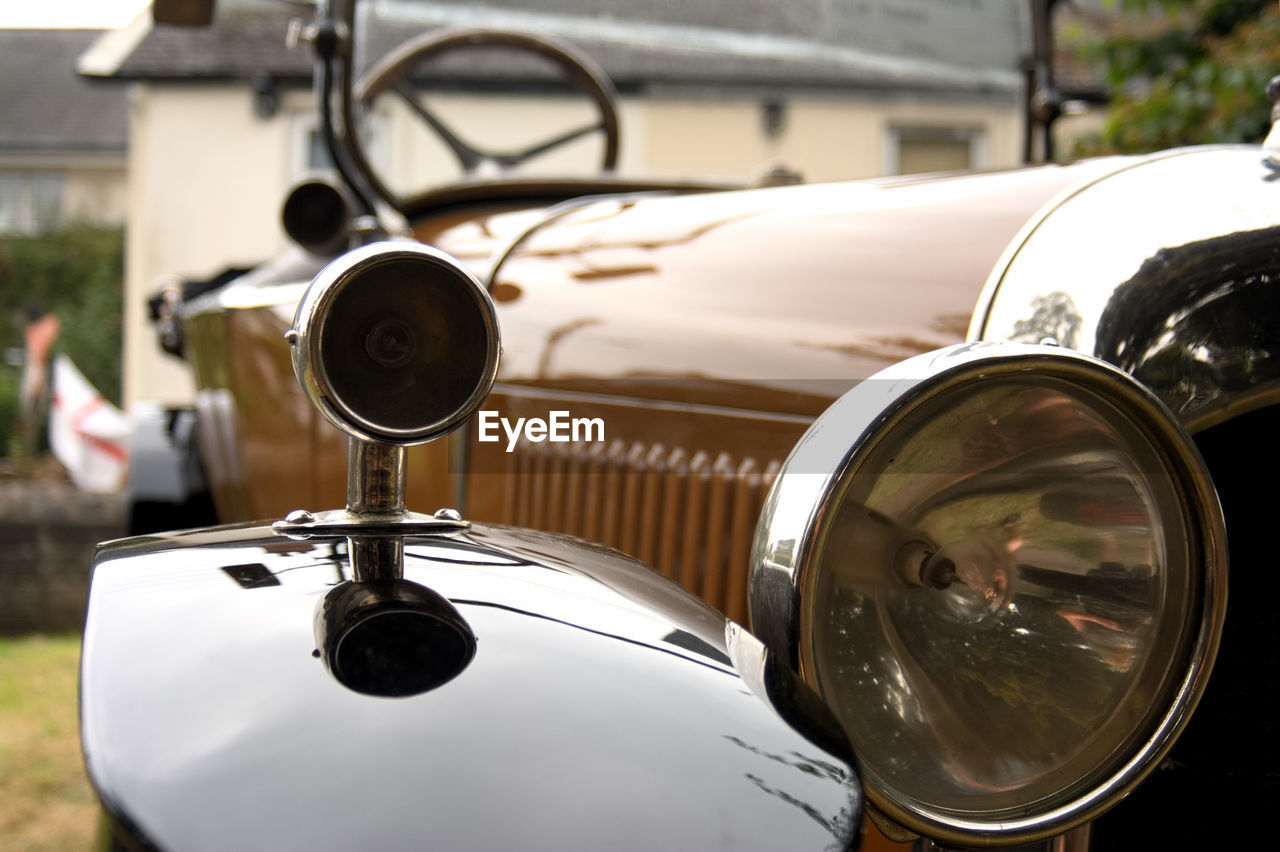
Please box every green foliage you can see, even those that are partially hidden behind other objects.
[0,225,124,458]
[0,368,16,458]
[1076,0,1280,154]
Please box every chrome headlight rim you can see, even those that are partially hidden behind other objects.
[291,241,501,446]
[750,342,1226,846]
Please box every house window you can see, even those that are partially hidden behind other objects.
[0,171,63,234]
[886,127,985,176]
[290,114,387,182]
[306,126,332,172]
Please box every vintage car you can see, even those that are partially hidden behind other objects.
[84,0,1276,849]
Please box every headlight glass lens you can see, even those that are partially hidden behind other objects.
[320,256,493,436]
[807,374,1194,819]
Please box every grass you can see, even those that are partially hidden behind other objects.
[0,634,97,851]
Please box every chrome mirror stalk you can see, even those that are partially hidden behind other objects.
[274,241,500,583]
[346,438,407,581]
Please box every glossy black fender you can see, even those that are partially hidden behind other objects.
[81,523,860,851]
[972,146,1280,433]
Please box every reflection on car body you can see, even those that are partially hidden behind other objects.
[81,1,1280,849]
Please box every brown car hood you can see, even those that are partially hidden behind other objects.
[481,161,1126,415]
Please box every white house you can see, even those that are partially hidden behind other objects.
[80,0,1030,408]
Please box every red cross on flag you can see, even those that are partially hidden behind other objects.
[49,354,130,494]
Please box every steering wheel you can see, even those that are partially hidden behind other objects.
[353,27,621,213]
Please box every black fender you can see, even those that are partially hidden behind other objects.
[81,523,862,851]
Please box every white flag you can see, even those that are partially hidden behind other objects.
[49,354,130,494]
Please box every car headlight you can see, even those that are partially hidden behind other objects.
[750,343,1226,845]
[289,241,500,445]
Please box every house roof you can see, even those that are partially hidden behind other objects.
[80,0,1026,98]
[0,28,129,155]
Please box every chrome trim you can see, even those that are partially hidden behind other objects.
[483,195,602,292]
[1050,824,1092,852]
[271,507,470,539]
[490,380,815,424]
[483,189,737,294]
[346,438,406,514]
[749,342,1227,845]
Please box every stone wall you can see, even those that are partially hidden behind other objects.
[0,479,126,634]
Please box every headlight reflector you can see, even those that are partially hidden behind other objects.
[751,343,1225,844]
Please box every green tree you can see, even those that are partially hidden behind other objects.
[1076,0,1280,154]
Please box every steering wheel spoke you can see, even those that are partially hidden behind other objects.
[354,27,621,214]
[392,82,486,173]
[493,121,610,169]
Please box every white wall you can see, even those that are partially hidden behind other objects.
[124,83,300,407]
[631,95,1019,183]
